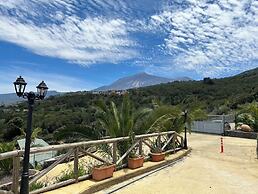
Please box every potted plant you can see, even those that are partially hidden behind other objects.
[127,132,144,169]
[150,138,165,162]
[92,163,116,181]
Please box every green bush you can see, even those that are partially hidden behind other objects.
[30,181,46,191]
[0,141,15,173]
[56,168,74,182]
[237,102,258,131]
[56,164,88,182]
[236,113,255,129]
[3,117,23,140]
[191,108,208,121]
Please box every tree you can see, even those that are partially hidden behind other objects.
[191,108,208,121]
[94,94,188,158]
[95,94,152,138]
[19,127,43,142]
[237,102,258,131]
[3,117,23,140]
[95,94,152,158]
[203,77,214,85]
[53,125,100,142]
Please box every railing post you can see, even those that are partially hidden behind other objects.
[256,136,258,159]
[157,134,161,150]
[74,147,79,183]
[12,156,20,194]
[173,134,176,154]
[181,134,184,148]
[112,142,117,164]
[139,138,143,156]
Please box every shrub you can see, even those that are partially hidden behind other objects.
[0,141,15,173]
[237,102,258,131]
[236,113,255,129]
[203,77,214,85]
[3,117,23,140]
[56,164,88,182]
[30,181,46,191]
[191,108,208,121]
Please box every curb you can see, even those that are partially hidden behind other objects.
[80,148,192,194]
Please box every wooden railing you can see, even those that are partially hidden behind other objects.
[0,131,184,194]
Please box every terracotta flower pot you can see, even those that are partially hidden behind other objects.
[150,152,165,162]
[128,156,144,169]
[92,164,115,181]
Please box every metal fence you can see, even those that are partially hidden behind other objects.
[191,114,235,135]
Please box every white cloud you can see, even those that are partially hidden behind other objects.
[0,0,23,9]
[0,0,257,78]
[0,1,137,66]
[149,0,258,77]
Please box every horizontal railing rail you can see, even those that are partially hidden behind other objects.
[0,131,184,194]
[0,131,176,159]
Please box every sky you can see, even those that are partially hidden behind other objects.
[0,0,257,93]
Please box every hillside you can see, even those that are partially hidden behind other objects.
[0,91,62,105]
[95,72,191,91]
[130,68,258,111]
[0,68,257,142]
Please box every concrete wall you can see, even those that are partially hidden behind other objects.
[225,130,258,139]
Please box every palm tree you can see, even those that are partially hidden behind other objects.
[95,95,193,156]
[53,125,100,142]
[141,101,198,134]
[95,94,207,160]
[19,127,43,142]
[140,105,182,133]
[95,94,152,137]
[95,94,152,157]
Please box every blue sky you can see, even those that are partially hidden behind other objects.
[0,0,257,93]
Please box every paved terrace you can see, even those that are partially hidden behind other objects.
[42,133,258,194]
[96,133,258,194]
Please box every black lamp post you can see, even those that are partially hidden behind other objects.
[183,110,188,149]
[13,76,48,194]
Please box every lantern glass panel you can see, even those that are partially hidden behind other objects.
[37,81,48,99]
[14,76,27,97]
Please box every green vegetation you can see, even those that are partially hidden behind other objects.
[128,131,138,158]
[95,94,152,137]
[141,105,191,134]
[236,102,258,131]
[30,181,47,192]
[0,67,257,144]
[130,67,258,113]
[95,94,151,159]
[2,117,23,140]
[0,141,15,173]
[56,164,88,182]
[0,68,256,192]
[149,138,163,153]
[95,95,194,159]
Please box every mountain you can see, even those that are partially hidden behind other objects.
[0,68,257,140]
[95,72,192,91]
[131,67,258,110]
[0,91,61,105]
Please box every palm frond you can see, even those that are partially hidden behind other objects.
[31,127,42,141]
[148,114,176,133]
